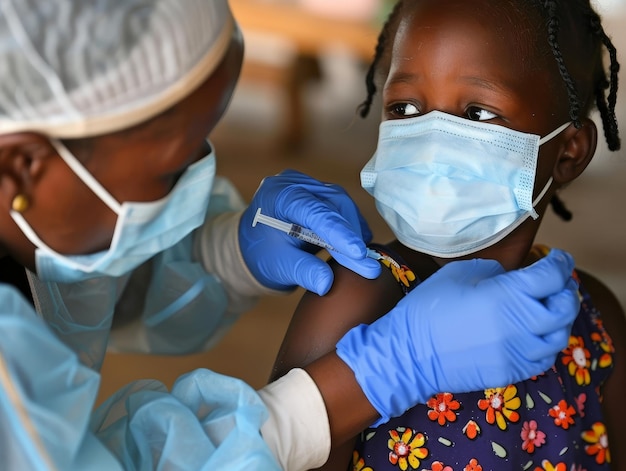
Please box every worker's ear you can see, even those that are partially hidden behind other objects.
[552,118,597,185]
[0,133,54,213]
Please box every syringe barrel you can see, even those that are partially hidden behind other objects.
[288,225,335,251]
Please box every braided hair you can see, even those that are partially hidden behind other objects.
[359,0,620,221]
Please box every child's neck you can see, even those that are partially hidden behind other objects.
[387,236,538,281]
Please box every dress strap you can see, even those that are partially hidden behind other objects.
[367,243,421,295]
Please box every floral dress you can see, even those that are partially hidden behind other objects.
[352,245,615,471]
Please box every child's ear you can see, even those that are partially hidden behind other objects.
[552,117,597,185]
[0,133,54,212]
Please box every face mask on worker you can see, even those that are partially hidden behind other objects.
[361,110,570,258]
[10,139,215,283]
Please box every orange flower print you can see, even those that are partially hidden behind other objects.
[477,385,521,431]
[533,459,567,471]
[590,328,614,368]
[427,393,460,425]
[464,458,482,471]
[582,422,611,465]
[462,420,481,440]
[387,428,428,470]
[351,451,373,471]
[561,336,591,385]
[428,461,453,471]
[379,255,416,289]
[548,400,576,429]
[520,420,546,453]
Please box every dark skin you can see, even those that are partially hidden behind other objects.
[0,24,385,451]
[271,1,626,469]
[0,30,244,270]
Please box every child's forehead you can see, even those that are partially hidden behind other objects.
[393,0,544,71]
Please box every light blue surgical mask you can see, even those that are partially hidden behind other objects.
[11,139,215,283]
[361,111,570,258]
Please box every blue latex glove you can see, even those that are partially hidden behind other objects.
[336,249,580,425]
[239,169,382,295]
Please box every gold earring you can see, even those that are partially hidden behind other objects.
[11,194,29,213]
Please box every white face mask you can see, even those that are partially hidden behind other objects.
[361,111,570,258]
[11,139,216,282]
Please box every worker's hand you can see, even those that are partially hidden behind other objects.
[337,249,579,425]
[239,170,381,295]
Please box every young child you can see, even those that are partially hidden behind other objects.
[271,0,626,469]
[0,1,585,469]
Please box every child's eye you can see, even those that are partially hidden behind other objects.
[389,102,420,118]
[466,106,498,121]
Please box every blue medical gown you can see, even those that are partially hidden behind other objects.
[0,177,281,469]
[26,177,255,369]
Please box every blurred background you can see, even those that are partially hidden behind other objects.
[99,0,626,402]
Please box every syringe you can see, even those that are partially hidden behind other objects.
[252,208,380,260]
[253,208,336,251]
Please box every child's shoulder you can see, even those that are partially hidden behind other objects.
[531,244,625,346]
[575,269,624,325]
[270,241,438,379]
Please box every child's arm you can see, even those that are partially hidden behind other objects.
[270,259,402,381]
[270,257,403,470]
[577,270,626,471]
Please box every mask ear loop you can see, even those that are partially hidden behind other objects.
[528,123,570,220]
[8,139,123,257]
[539,122,571,145]
[48,139,122,214]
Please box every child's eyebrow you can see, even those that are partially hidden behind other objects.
[459,75,516,98]
[385,71,418,87]
[385,71,516,99]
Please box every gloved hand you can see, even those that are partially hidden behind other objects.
[336,249,579,425]
[239,169,381,295]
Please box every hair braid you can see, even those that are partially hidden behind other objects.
[359,38,386,118]
[359,1,404,118]
[584,6,620,150]
[543,0,582,127]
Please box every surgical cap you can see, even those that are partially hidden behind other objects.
[0,0,235,138]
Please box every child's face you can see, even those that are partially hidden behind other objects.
[0,29,243,271]
[379,0,573,263]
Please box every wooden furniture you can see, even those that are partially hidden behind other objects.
[229,0,381,148]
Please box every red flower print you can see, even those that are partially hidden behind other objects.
[521,420,546,453]
[534,459,567,471]
[387,428,428,470]
[462,420,480,440]
[582,422,611,465]
[428,462,453,471]
[464,458,482,471]
[477,385,521,430]
[427,393,460,425]
[549,400,576,429]
[574,393,587,418]
[561,336,591,385]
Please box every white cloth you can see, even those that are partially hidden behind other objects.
[259,369,332,471]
